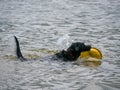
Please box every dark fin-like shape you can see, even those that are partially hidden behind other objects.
[14,36,27,61]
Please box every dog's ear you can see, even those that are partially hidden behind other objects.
[74,42,85,52]
[75,47,79,51]
[67,42,84,52]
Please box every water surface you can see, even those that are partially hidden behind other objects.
[0,0,120,90]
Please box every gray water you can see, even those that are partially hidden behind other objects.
[0,0,120,90]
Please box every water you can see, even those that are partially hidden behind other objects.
[0,0,120,90]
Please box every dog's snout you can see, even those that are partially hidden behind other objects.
[85,45,91,51]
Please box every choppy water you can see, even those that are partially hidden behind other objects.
[0,0,120,90]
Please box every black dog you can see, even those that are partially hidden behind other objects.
[14,36,91,61]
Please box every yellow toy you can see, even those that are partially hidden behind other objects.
[79,47,102,61]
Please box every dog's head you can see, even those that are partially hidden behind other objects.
[67,42,91,60]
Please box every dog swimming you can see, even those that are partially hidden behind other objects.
[14,36,91,62]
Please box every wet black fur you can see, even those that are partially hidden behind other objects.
[14,36,91,61]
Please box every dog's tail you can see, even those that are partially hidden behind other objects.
[14,36,27,61]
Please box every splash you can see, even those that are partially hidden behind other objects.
[57,34,70,50]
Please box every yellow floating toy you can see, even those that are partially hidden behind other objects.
[79,47,102,61]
